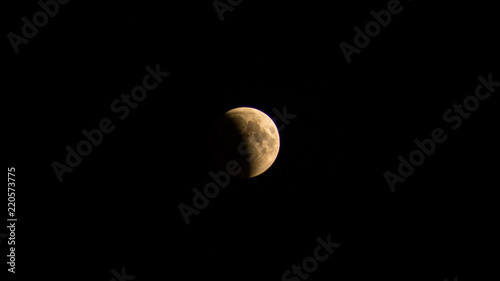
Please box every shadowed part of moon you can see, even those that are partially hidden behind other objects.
[210,107,280,178]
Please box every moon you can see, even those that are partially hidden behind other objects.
[210,107,280,178]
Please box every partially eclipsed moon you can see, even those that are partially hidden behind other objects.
[210,107,280,178]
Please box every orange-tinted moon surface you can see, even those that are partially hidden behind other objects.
[210,107,280,178]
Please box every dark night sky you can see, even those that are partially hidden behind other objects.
[4,1,498,281]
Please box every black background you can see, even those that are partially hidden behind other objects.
[4,0,498,280]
